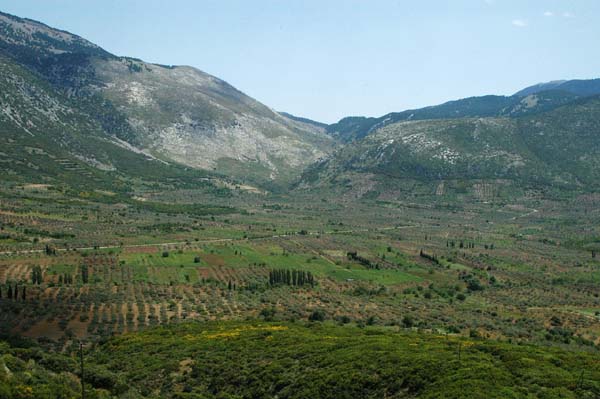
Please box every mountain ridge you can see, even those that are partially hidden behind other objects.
[3,9,600,196]
[0,10,333,186]
[327,79,600,143]
[302,94,600,197]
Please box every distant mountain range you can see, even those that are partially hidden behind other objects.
[1,9,600,197]
[515,79,600,97]
[302,94,600,198]
[326,80,600,143]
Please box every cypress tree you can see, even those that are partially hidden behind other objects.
[31,266,42,284]
[81,264,89,284]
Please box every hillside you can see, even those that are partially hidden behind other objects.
[327,82,598,143]
[0,11,333,185]
[0,51,253,203]
[2,321,599,398]
[302,96,600,196]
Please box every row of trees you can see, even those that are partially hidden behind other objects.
[447,241,473,249]
[269,269,315,287]
[32,265,85,286]
[347,251,380,269]
[419,249,440,265]
[31,265,43,284]
[59,274,74,284]
[445,240,495,250]
[0,284,26,300]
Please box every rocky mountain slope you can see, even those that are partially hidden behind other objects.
[327,81,600,143]
[0,11,333,186]
[302,96,600,197]
[0,52,230,196]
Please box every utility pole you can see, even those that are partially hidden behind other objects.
[80,342,85,399]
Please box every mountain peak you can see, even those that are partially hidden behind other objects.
[514,78,600,97]
[0,10,109,57]
[0,9,334,185]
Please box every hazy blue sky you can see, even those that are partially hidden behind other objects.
[1,0,599,123]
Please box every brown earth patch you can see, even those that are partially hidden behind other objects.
[23,319,63,340]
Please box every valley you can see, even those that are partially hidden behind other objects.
[1,182,600,346]
[1,7,600,399]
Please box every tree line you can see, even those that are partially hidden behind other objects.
[347,251,380,269]
[419,249,440,265]
[0,283,26,300]
[269,269,315,287]
[31,265,43,284]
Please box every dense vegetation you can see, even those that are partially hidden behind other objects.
[2,321,600,398]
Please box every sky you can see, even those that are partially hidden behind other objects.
[1,0,599,123]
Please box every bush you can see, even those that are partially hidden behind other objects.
[309,309,326,322]
[259,307,276,321]
[402,315,414,328]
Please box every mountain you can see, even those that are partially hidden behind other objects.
[0,51,240,199]
[4,9,600,197]
[279,112,328,130]
[301,95,600,197]
[327,80,600,143]
[0,11,333,186]
[515,78,600,97]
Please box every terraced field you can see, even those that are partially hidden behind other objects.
[1,182,599,363]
